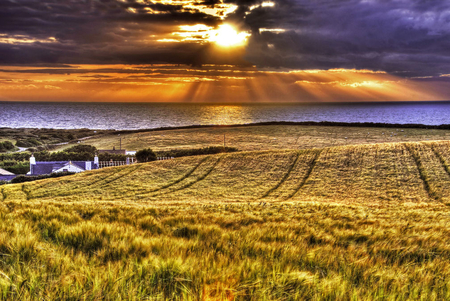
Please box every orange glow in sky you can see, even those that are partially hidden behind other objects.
[0,65,448,103]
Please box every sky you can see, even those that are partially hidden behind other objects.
[1,0,450,102]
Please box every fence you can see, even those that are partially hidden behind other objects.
[99,161,132,168]
[98,157,172,168]
[157,157,174,160]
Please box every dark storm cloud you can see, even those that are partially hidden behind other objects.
[0,0,222,65]
[1,0,450,76]
[241,0,450,76]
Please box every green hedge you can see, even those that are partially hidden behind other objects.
[15,138,42,147]
[0,161,30,175]
[0,141,14,152]
[156,146,239,158]
[33,145,128,162]
[10,172,76,184]
[0,152,31,162]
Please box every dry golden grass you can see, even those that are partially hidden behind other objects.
[2,140,450,299]
[79,124,450,152]
[7,140,450,205]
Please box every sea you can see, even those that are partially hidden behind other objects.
[1,101,450,130]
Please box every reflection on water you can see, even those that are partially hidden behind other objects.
[200,105,250,125]
[1,101,450,130]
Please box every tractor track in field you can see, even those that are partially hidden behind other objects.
[284,149,322,200]
[138,156,211,197]
[22,184,31,200]
[404,143,439,201]
[33,164,144,199]
[260,151,300,199]
[81,170,123,188]
[97,164,143,187]
[151,155,224,197]
[429,143,450,179]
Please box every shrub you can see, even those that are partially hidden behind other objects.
[0,141,15,152]
[16,138,41,147]
[0,152,31,162]
[65,145,97,154]
[136,148,157,163]
[10,172,75,184]
[3,162,30,175]
[99,153,127,161]
[157,146,239,158]
[50,151,93,161]
[34,145,98,161]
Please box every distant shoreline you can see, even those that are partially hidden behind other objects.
[4,121,450,133]
[113,121,450,134]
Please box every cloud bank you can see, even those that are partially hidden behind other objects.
[0,0,449,77]
[1,0,450,102]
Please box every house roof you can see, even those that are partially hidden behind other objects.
[53,162,86,173]
[32,162,67,175]
[0,167,14,175]
[31,161,95,175]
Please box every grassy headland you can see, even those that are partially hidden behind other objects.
[3,123,450,154]
[0,128,111,150]
[80,123,450,153]
[2,140,450,299]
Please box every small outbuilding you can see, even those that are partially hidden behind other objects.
[0,167,16,181]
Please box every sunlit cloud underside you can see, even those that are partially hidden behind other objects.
[0,65,448,103]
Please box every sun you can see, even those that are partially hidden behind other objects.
[209,24,250,47]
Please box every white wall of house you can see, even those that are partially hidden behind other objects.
[53,163,85,173]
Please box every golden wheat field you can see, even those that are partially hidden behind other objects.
[63,124,450,152]
[2,140,450,299]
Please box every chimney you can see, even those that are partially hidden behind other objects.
[94,153,99,168]
[30,154,36,175]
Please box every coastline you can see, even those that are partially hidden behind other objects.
[114,121,450,135]
[3,120,449,133]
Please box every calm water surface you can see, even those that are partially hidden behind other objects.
[1,101,449,130]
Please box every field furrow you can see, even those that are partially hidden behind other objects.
[404,143,433,200]
[101,156,214,200]
[282,149,322,200]
[149,156,222,197]
[2,184,28,201]
[155,150,297,202]
[406,142,450,203]
[28,164,144,200]
[3,141,450,204]
[260,151,300,198]
[110,155,210,197]
[429,141,450,177]
[293,143,430,203]
[20,166,134,200]
[23,155,210,201]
